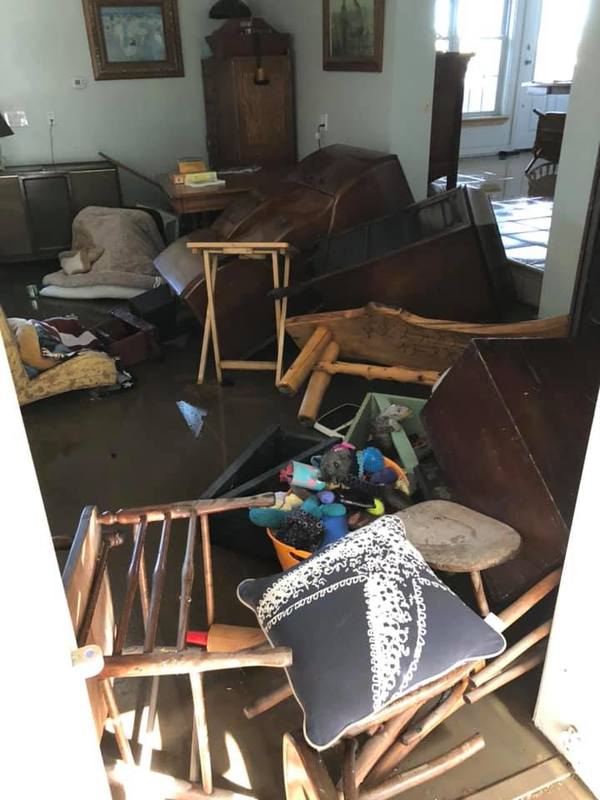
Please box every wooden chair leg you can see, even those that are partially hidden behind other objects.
[244,683,293,719]
[464,646,547,705]
[354,705,422,787]
[359,735,485,800]
[367,681,467,785]
[200,514,215,628]
[470,570,490,617]
[283,731,337,800]
[190,672,213,795]
[102,679,134,765]
[342,739,359,800]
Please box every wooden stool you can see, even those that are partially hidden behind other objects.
[187,241,292,386]
[399,501,522,616]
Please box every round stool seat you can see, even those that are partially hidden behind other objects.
[400,501,521,573]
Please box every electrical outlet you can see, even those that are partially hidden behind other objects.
[72,77,88,89]
[319,113,329,132]
[47,111,56,125]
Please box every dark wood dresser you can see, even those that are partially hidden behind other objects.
[202,18,296,168]
[0,160,121,263]
[423,338,600,603]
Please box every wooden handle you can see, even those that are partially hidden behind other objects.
[207,624,267,653]
[298,342,340,426]
[278,326,333,395]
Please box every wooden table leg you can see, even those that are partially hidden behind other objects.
[203,252,223,385]
[276,251,291,385]
[198,251,217,385]
[271,250,282,335]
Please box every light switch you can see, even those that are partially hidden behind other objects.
[4,110,28,128]
[72,77,88,89]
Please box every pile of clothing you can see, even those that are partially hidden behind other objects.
[8,315,133,392]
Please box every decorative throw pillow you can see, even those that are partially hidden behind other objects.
[238,515,505,750]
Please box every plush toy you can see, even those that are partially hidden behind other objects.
[358,446,385,476]
[319,443,358,485]
[371,404,413,453]
[8,318,56,371]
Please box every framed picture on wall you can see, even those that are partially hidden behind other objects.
[323,0,385,72]
[82,0,184,79]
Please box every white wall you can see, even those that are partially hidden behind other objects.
[254,0,436,198]
[1,0,218,178]
[534,388,600,796]
[2,0,435,200]
[539,0,599,317]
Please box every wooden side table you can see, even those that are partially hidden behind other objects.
[187,241,292,386]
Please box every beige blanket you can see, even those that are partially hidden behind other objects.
[43,206,165,291]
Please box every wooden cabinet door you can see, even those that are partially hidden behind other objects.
[23,174,72,254]
[232,56,296,166]
[0,175,33,260]
[70,167,121,215]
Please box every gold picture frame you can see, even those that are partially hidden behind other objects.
[82,0,184,80]
[323,0,385,72]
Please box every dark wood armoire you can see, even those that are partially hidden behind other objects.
[202,18,296,169]
[429,52,472,190]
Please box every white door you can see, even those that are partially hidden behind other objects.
[510,0,588,149]
[0,340,111,797]
[534,389,600,797]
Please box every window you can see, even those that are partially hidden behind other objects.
[435,0,512,116]
[534,0,589,83]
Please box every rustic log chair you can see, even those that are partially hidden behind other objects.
[245,567,561,800]
[63,493,291,799]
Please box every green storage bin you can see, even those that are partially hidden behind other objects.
[346,393,427,492]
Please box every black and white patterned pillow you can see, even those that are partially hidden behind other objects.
[238,515,505,750]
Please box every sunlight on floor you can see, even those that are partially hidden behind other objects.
[222,730,253,791]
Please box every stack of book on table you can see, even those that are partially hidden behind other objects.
[169,158,226,190]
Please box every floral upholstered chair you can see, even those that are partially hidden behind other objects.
[0,306,117,405]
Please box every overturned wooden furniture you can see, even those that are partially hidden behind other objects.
[63,493,290,798]
[280,304,569,425]
[423,337,600,602]
[155,144,414,359]
[274,187,516,323]
[247,567,562,799]
[186,241,292,384]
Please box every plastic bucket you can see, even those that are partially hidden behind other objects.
[267,457,407,570]
[267,528,311,571]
